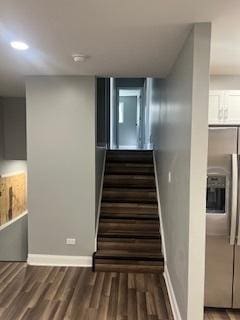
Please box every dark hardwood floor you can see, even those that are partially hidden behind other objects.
[204,308,240,319]
[0,262,173,320]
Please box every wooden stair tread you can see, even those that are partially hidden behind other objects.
[106,153,153,164]
[103,187,156,192]
[101,202,158,209]
[97,237,161,243]
[104,174,155,188]
[94,150,163,273]
[99,222,159,233]
[94,262,163,273]
[100,213,159,220]
[99,218,159,224]
[102,190,157,198]
[102,189,157,204]
[97,237,161,252]
[104,174,155,179]
[101,202,158,217]
[105,163,154,175]
[106,162,154,166]
[98,230,161,239]
[95,250,163,260]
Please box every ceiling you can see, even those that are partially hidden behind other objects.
[0,0,240,96]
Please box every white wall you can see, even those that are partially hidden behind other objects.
[210,75,240,90]
[26,76,97,258]
[151,23,211,320]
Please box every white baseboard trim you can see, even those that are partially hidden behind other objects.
[28,254,92,267]
[95,150,107,250]
[153,151,166,261]
[164,266,182,320]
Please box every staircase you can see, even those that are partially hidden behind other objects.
[93,150,164,273]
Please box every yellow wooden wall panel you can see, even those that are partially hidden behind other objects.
[0,173,27,226]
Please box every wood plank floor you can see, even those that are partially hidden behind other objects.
[205,308,240,319]
[0,262,173,320]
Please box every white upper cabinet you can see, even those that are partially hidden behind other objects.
[224,91,240,124]
[209,90,224,124]
[209,90,240,125]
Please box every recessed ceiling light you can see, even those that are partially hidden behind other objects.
[10,41,29,50]
[72,54,89,62]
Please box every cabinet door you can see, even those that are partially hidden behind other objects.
[209,91,224,124]
[224,91,240,124]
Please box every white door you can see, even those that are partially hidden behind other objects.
[209,91,224,124]
[224,91,240,124]
[117,89,142,149]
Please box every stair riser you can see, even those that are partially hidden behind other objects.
[98,233,161,239]
[94,263,163,273]
[99,219,159,229]
[104,179,155,188]
[100,213,159,220]
[99,223,159,232]
[101,205,158,215]
[106,155,153,164]
[94,257,164,273]
[105,166,154,175]
[98,242,161,252]
[102,191,157,203]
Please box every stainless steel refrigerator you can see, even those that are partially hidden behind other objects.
[205,126,240,308]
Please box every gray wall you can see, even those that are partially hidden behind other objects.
[0,97,27,261]
[95,146,105,222]
[0,98,27,175]
[0,215,28,261]
[3,98,27,160]
[26,76,96,257]
[95,78,108,219]
[210,75,240,90]
[110,78,117,149]
[97,78,110,147]
[95,78,107,221]
[116,78,145,88]
[151,23,211,320]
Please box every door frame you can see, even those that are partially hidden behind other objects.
[115,87,144,149]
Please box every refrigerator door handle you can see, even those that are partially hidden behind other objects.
[230,153,238,245]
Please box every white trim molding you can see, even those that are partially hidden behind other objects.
[95,150,107,250]
[0,211,28,232]
[164,266,182,320]
[153,151,166,261]
[1,170,26,178]
[28,254,92,267]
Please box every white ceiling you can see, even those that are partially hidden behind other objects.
[0,0,240,96]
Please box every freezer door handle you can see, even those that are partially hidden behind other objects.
[230,153,238,245]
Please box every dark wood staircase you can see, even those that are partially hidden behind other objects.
[93,150,164,273]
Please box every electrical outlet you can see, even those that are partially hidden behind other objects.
[66,238,76,245]
[168,171,172,183]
